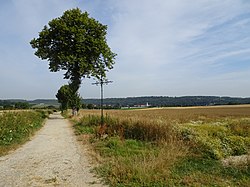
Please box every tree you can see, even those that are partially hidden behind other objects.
[69,90,82,112]
[56,85,71,111]
[15,102,30,109]
[30,8,116,94]
[56,85,82,113]
[87,103,94,109]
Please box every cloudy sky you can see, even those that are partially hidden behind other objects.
[0,0,250,99]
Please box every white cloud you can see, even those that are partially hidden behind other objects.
[101,0,250,97]
[0,0,249,99]
[109,0,249,65]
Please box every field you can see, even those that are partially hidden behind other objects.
[0,110,51,156]
[72,105,250,186]
[76,104,250,123]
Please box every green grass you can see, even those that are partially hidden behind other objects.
[94,137,155,157]
[73,115,99,135]
[170,156,250,186]
[0,110,50,155]
[94,137,185,187]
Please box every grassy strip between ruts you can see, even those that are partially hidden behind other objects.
[0,110,52,156]
[72,110,250,187]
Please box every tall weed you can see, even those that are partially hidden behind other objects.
[0,110,47,155]
[76,114,175,142]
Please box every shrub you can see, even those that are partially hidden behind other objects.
[223,136,247,156]
[180,121,250,159]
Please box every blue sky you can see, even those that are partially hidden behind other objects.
[0,0,250,99]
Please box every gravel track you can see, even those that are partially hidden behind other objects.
[0,113,105,187]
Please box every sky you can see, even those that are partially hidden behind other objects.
[0,0,250,100]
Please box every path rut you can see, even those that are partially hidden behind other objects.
[0,113,105,187]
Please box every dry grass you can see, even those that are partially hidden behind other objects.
[77,105,250,125]
[72,105,250,186]
[104,142,188,186]
[222,153,250,167]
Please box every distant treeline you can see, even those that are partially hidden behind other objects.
[1,96,250,110]
[83,96,250,108]
[0,100,30,109]
[0,99,58,110]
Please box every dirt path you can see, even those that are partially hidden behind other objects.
[0,113,105,187]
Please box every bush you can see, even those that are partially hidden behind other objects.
[180,120,250,159]
[223,136,247,156]
[35,109,53,118]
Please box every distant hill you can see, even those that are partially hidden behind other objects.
[0,99,59,109]
[28,99,59,106]
[83,96,250,107]
[1,96,250,108]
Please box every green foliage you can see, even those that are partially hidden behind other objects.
[30,8,116,91]
[14,102,30,109]
[56,84,81,111]
[69,91,81,110]
[95,137,152,157]
[56,85,71,111]
[35,109,53,118]
[0,111,46,154]
[74,122,95,135]
[180,119,250,159]
[0,100,31,110]
[86,104,94,109]
[82,96,250,107]
[223,136,248,156]
[171,157,250,186]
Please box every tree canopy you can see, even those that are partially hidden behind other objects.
[30,8,116,92]
[56,85,81,111]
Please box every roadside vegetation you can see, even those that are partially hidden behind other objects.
[72,105,250,186]
[0,110,52,156]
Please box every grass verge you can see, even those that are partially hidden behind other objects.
[72,109,250,186]
[0,110,51,156]
[170,156,250,186]
[73,114,188,186]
